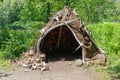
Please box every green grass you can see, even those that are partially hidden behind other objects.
[87,22,120,80]
[0,59,11,70]
[0,60,9,67]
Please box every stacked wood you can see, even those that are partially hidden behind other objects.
[19,47,49,71]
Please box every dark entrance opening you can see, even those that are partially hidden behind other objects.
[39,26,82,62]
[45,46,82,62]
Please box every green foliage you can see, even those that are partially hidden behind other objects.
[0,0,3,2]
[110,1,120,22]
[0,28,38,59]
[0,0,24,27]
[13,21,45,29]
[72,0,115,23]
[87,22,120,79]
[18,0,119,23]
[20,0,47,21]
[87,22,120,56]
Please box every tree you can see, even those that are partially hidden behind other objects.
[20,0,47,21]
[0,0,24,27]
[70,0,115,23]
[0,0,3,2]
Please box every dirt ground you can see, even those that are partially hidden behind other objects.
[0,60,102,80]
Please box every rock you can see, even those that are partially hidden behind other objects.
[36,58,41,63]
[40,53,46,61]
[41,67,46,71]
[24,52,29,57]
[44,65,50,70]
[94,54,106,65]
[28,50,34,56]
[41,62,46,66]
[19,52,49,71]
[26,58,32,64]
[27,64,32,68]
[61,58,66,61]
[24,69,28,72]
[41,62,50,70]
[22,63,29,68]
[85,60,93,66]
[85,58,91,61]
[41,65,49,71]
[69,62,72,65]
[24,47,35,57]
[31,63,37,70]
[75,59,83,67]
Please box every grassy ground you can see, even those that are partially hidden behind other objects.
[0,51,10,69]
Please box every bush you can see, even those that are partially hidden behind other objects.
[87,22,120,79]
[13,21,45,29]
[87,22,120,56]
[0,28,38,59]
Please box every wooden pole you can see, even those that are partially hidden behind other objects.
[57,27,62,47]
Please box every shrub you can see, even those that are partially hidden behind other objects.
[87,22,120,79]
[87,22,120,57]
[0,28,38,59]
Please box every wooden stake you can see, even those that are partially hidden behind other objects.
[57,27,62,47]
[82,47,85,64]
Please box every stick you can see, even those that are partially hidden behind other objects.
[57,27,62,47]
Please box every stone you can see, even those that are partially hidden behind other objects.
[75,59,83,67]
[41,65,49,71]
[41,67,46,71]
[85,60,93,66]
[19,52,49,71]
[69,62,72,65]
[22,63,29,68]
[36,58,41,63]
[94,54,106,65]
[24,69,28,72]
[61,58,66,61]
[28,50,34,56]
[85,58,91,61]
[31,64,37,70]
[40,53,46,61]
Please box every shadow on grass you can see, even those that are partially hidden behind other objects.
[108,63,120,80]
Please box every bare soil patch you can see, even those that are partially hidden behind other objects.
[0,60,102,80]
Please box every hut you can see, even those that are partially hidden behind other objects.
[35,6,105,64]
